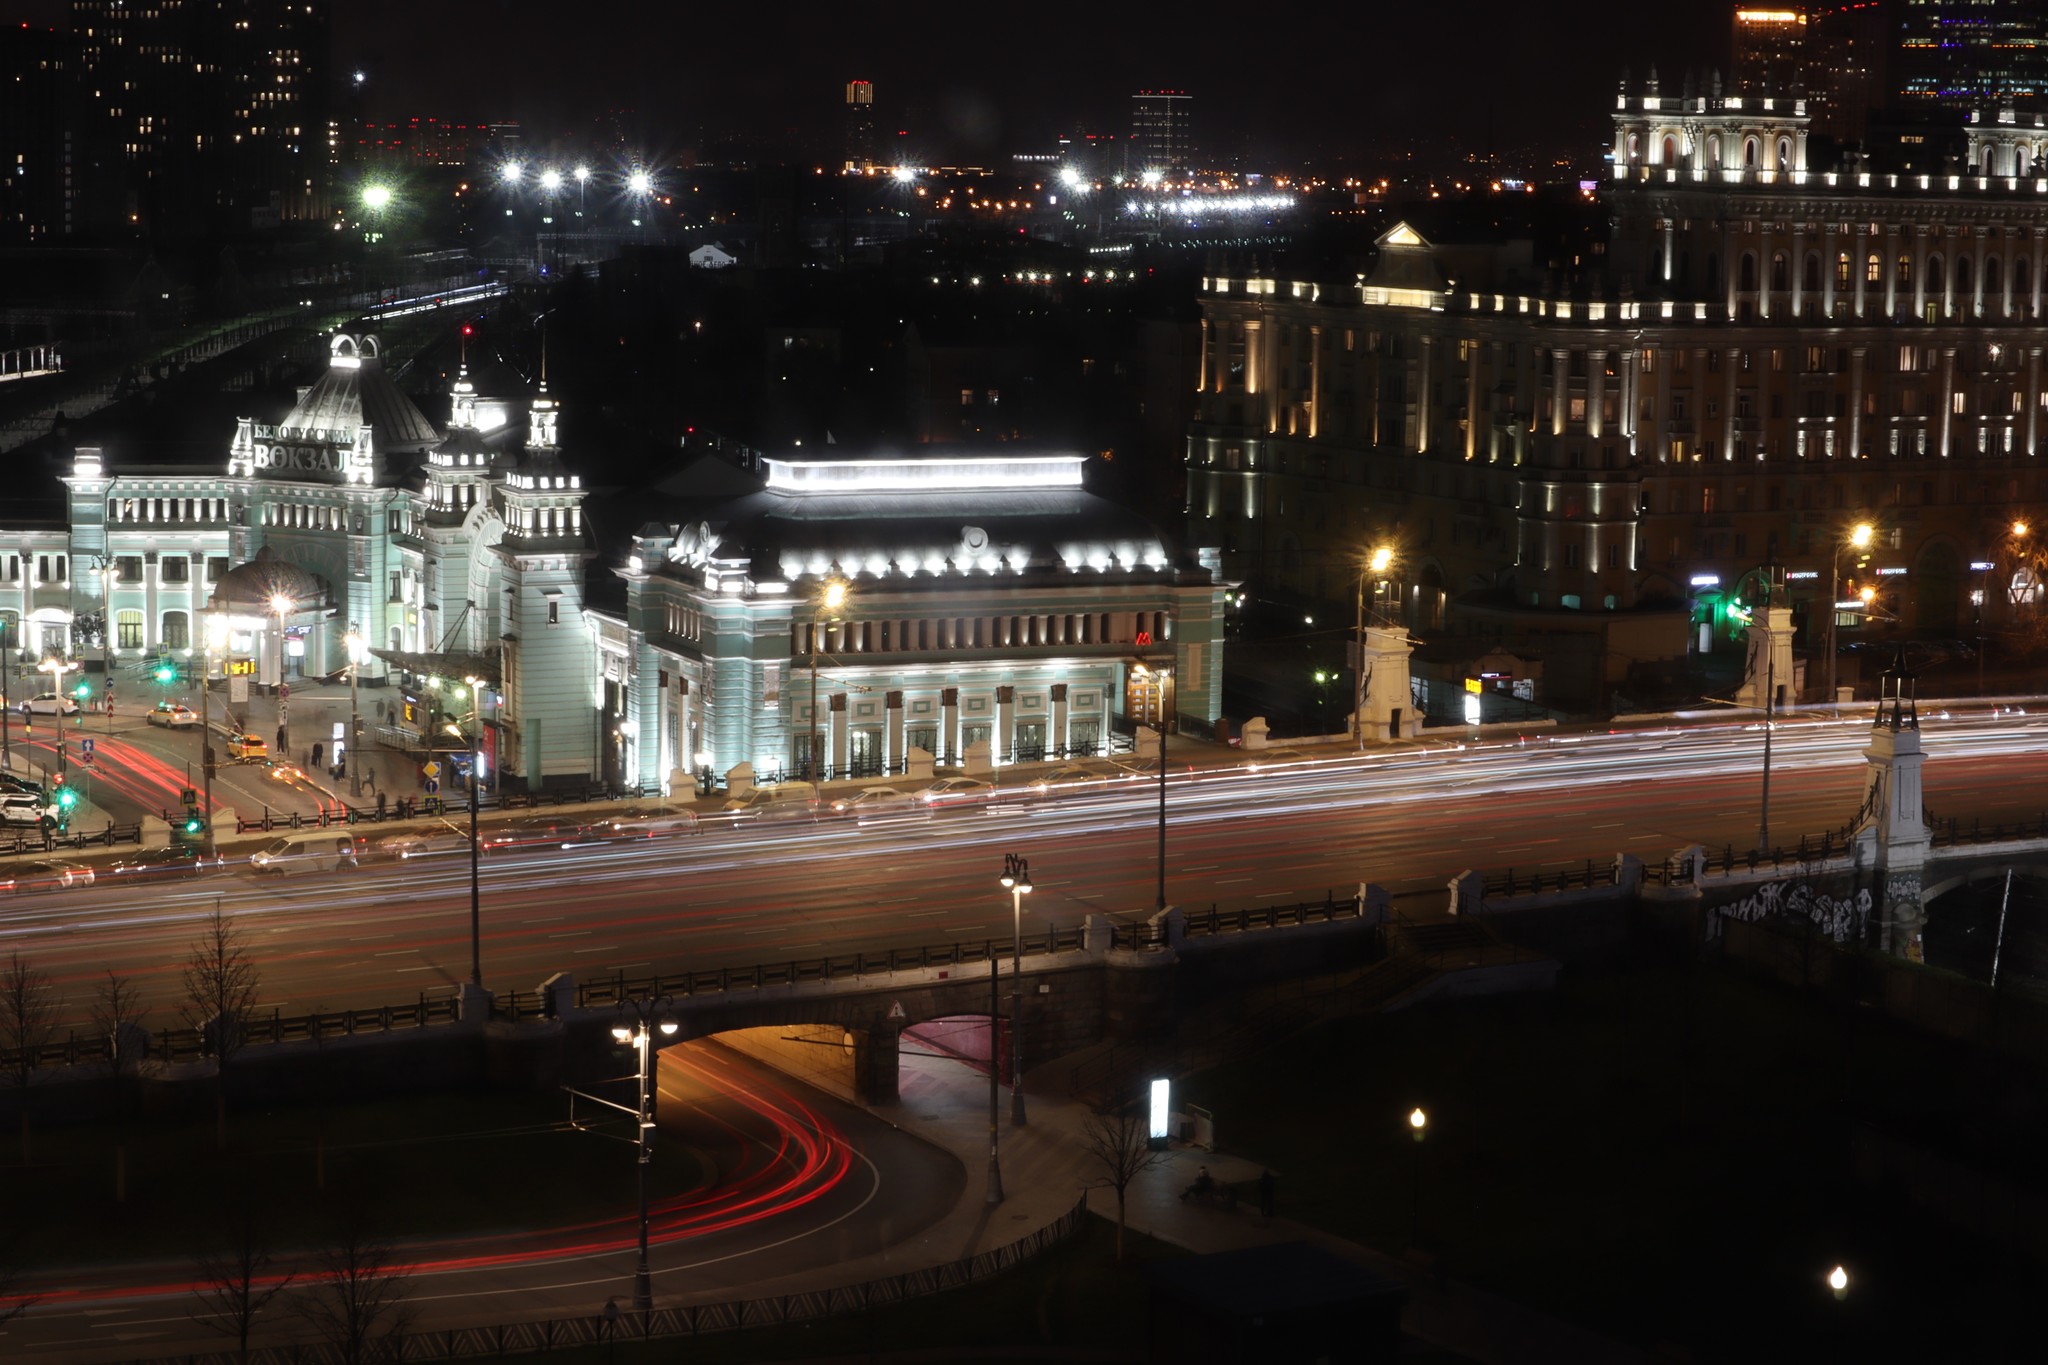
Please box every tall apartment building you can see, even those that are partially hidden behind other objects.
[1733,7,1807,98]
[69,0,330,235]
[0,24,75,241]
[1188,80,2048,711]
[1130,90,1193,178]
[844,79,877,172]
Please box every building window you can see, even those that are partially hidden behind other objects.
[162,557,189,583]
[547,597,560,625]
[162,611,189,650]
[116,610,143,650]
[115,555,142,582]
[960,388,974,407]
[208,557,229,582]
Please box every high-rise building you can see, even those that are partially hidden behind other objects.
[1732,7,1807,97]
[844,79,876,173]
[1130,90,1193,178]
[1805,2,1890,141]
[69,0,331,236]
[0,24,75,241]
[1894,0,2048,114]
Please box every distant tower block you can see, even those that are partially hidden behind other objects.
[1354,625,1423,743]
[1852,648,1931,960]
[1735,604,1795,711]
[844,79,876,173]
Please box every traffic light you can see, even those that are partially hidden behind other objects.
[53,785,78,813]
[72,678,90,700]
[153,659,177,684]
[180,811,206,836]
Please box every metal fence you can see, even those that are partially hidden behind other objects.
[227,783,667,833]
[0,821,141,857]
[130,1195,1092,1365]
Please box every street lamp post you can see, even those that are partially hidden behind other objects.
[446,674,486,989]
[1354,545,1393,749]
[38,657,73,779]
[343,628,363,797]
[0,617,12,775]
[269,592,293,752]
[1408,1106,1428,1246]
[999,854,1032,1127]
[1826,522,1873,712]
[1755,565,1781,853]
[807,580,847,783]
[201,614,223,856]
[986,907,1005,1206]
[609,998,679,1311]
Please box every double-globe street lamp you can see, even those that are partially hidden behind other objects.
[609,998,679,1311]
[441,673,488,990]
[1353,544,1395,749]
[998,854,1033,1128]
[1826,521,1874,711]
[805,579,849,783]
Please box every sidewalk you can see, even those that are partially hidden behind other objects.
[714,1038,1657,1365]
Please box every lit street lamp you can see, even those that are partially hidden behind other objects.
[1408,1106,1428,1247]
[574,164,590,217]
[1826,521,1874,711]
[444,671,487,990]
[1354,543,1394,748]
[1827,1263,1850,1301]
[609,998,679,1311]
[998,854,1032,1127]
[38,656,74,779]
[268,591,293,751]
[342,627,364,797]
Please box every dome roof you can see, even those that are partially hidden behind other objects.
[283,334,440,450]
[207,545,333,613]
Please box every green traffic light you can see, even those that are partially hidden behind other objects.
[55,787,78,810]
[72,680,90,699]
[154,663,176,683]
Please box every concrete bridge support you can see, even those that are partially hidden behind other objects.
[1854,659,1932,959]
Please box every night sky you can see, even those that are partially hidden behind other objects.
[10,0,1739,163]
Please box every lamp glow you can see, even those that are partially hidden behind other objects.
[1370,545,1394,574]
[892,165,915,183]
[499,161,522,185]
[362,184,392,211]
[574,165,590,183]
[627,169,653,194]
[540,168,563,192]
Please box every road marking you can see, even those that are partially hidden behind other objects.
[1215,876,1253,884]
[1591,822,1624,830]
[1185,864,1220,872]
[348,933,393,942]
[547,931,591,939]
[395,966,435,973]
[373,949,419,958]
[906,910,946,917]
[524,916,564,925]
[572,946,617,954]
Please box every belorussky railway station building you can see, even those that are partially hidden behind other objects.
[8,331,1226,793]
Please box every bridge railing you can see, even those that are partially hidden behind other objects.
[0,821,141,858]
[231,782,671,833]
[1929,812,2048,848]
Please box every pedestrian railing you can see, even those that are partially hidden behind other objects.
[0,821,140,857]
[126,1195,1091,1365]
[226,782,671,834]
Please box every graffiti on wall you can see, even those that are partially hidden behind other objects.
[1708,879,1871,943]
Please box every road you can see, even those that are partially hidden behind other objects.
[5,708,2048,1024]
[5,1040,961,1362]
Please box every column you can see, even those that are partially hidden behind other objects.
[1418,334,1435,453]
[884,690,903,771]
[2031,348,2043,456]
[1911,228,1927,320]
[1848,347,1867,459]
[1308,324,1322,439]
[1758,222,1773,320]
[1974,228,1988,318]
[1049,682,1069,757]
[1587,348,1607,439]
[1938,347,1956,459]
[994,684,1015,765]
[143,551,159,652]
[1551,347,1569,437]
[1883,228,1899,318]
[828,693,849,778]
[1621,348,1639,456]
[940,686,959,765]
[1822,226,1837,317]
[1790,226,1805,318]
[1464,334,1482,460]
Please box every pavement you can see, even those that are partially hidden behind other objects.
[713,1035,1661,1365]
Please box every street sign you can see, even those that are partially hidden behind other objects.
[887,999,906,1021]
[279,683,290,699]
[422,761,440,780]
[79,738,94,762]
[230,677,249,704]
[424,778,440,795]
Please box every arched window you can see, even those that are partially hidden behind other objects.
[1866,252,1882,284]
[1744,136,1760,167]
[1626,132,1641,162]
[1986,255,2003,298]
[1896,254,1912,285]
[1955,254,1973,296]
[1740,253,1759,292]
[1804,253,1822,292]
[1706,253,1721,295]
[1777,136,1793,169]
[161,611,189,650]
[1662,133,1679,164]
[1771,253,1789,291]
[1707,134,1723,166]
[2017,256,2032,300]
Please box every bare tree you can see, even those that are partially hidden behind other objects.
[0,952,55,1165]
[190,1210,291,1364]
[296,1221,414,1365]
[92,970,148,1201]
[1078,1103,1167,1261]
[180,902,261,1151]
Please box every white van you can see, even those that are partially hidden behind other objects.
[249,832,364,875]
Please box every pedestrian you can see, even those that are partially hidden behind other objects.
[376,790,388,820]
[311,741,324,770]
[1258,1169,1276,1217]
[365,763,376,793]
[1180,1166,1215,1202]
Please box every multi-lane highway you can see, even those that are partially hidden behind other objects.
[7,708,2048,1025]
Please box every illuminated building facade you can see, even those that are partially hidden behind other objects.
[601,450,1226,790]
[1130,90,1194,179]
[1188,82,2048,710]
[8,333,600,788]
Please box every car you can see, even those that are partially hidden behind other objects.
[108,844,222,879]
[720,785,820,823]
[0,773,44,797]
[0,793,54,828]
[375,829,475,860]
[227,733,268,760]
[9,858,94,892]
[20,693,78,717]
[827,786,928,820]
[146,703,200,728]
[598,808,700,840]
[479,816,596,853]
[1031,765,1107,795]
[918,776,996,807]
[250,832,364,875]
